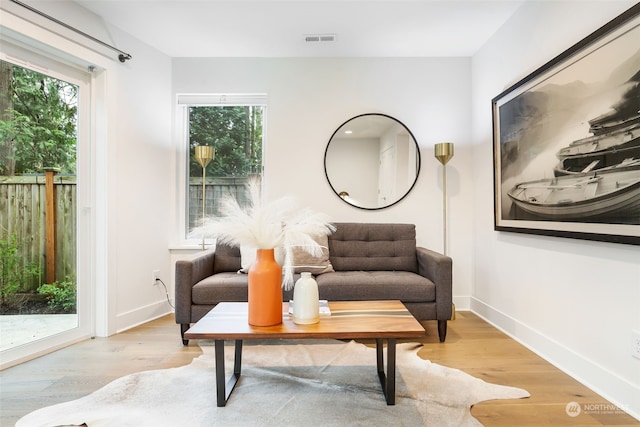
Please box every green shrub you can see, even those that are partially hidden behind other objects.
[0,233,41,311]
[38,278,76,313]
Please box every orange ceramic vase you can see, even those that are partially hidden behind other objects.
[248,248,283,326]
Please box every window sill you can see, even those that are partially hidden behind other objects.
[168,242,215,253]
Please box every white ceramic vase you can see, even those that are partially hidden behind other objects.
[292,272,319,325]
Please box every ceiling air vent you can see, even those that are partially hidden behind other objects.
[304,34,336,43]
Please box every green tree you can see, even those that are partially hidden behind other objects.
[188,106,263,177]
[0,60,77,176]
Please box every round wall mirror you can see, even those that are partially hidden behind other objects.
[324,113,421,210]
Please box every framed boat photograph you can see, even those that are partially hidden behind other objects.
[492,4,640,246]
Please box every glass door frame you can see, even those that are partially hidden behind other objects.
[0,44,93,369]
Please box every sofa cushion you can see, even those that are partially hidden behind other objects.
[328,223,418,272]
[290,234,334,274]
[233,237,334,275]
[315,271,435,302]
[192,272,296,305]
[192,272,247,304]
[213,244,241,273]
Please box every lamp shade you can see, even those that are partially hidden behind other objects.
[434,142,454,165]
[195,146,215,168]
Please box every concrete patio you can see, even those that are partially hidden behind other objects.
[0,314,77,352]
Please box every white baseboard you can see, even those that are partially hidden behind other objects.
[470,297,640,422]
[452,295,471,311]
[115,300,173,334]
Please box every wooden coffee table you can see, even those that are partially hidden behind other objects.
[184,300,425,407]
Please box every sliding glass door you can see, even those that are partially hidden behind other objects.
[0,47,92,368]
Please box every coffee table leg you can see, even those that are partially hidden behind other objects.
[233,339,242,377]
[215,339,243,407]
[375,338,397,405]
[386,338,396,405]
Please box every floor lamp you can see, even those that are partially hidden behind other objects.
[195,146,215,250]
[434,142,454,255]
[435,142,455,320]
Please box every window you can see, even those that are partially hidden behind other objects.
[177,94,266,241]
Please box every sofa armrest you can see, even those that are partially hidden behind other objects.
[416,247,452,320]
[174,250,216,324]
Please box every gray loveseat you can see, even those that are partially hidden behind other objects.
[175,222,452,344]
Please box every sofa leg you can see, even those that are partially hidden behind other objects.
[437,320,447,343]
[180,324,190,346]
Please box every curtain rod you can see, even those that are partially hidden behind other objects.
[9,0,132,63]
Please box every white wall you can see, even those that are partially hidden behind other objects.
[471,0,640,419]
[105,25,174,333]
[172,57,475,310]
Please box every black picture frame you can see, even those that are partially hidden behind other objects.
[492,4,640,246]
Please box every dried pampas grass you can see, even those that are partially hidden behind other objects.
[193,178,335,289]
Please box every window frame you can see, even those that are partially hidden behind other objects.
[174,93,267,248]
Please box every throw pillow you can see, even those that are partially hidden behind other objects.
[290,234,334,275]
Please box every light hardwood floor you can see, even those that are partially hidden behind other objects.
[1,312,638,426]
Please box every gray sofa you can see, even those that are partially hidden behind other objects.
[175,222,452,344]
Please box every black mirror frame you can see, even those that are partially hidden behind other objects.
[324,113,421,210]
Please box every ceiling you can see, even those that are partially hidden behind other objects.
[71,0,526,58]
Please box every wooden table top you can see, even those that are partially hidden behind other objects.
[184,300,426,340]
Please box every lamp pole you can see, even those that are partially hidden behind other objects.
[194,146,215,250]
[434,142,454,256]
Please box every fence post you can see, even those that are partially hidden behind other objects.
[44,167,60,284]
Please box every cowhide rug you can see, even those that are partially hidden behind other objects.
[17,340,529,426]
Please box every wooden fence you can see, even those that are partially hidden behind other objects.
[0,174,251,290]
[188,176,250,231]
[0,175,76,291]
